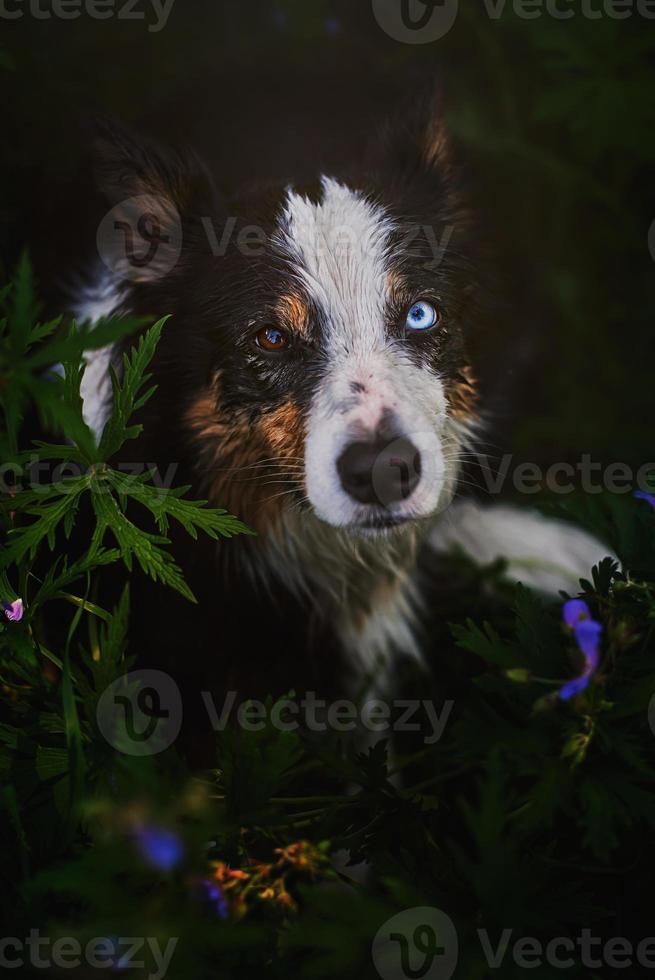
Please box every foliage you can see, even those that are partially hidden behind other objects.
[0,259,252,613]
[1,265,654,979]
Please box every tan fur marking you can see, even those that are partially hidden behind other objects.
[447,364,479,421]
[258,401,305,460]
[423,123,451,171]
[276,293,310,338]
[185,387,306,533]
[387,270,413,309]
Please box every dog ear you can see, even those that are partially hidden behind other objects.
[92,119,215,283]
[93,117,215,213]
[375,90,462,210]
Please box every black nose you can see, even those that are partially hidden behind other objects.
[337,433,422,506]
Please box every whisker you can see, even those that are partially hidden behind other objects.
[209,457,305,474]
[260,487,305,505]
[232,472,304,485]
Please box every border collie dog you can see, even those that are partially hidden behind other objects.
[76,104,606,708]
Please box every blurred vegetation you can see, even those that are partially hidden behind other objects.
[1,262,655,976]
[2,4,655,978]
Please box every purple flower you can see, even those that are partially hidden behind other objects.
[634,490,655,511]
[134,827,184,872]
[559,599,602,701]
[2,598,24,623]
[559,675,592,700]
[562,599,590,629]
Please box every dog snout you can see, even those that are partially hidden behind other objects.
[337,428,422,507]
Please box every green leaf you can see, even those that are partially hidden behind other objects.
[106,469,255,541]
[90,488,196,602]
[30,550,120,612]
[26,315,146,370]
[2,479,89,565]
[451,618,518,669]
[35,745,70,782]
[8,252,39,357]
[97,316,169,461]
[62,622,87,840]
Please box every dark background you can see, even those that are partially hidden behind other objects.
[2,0,653,475]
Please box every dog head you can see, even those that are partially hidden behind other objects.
[92,100,480,538]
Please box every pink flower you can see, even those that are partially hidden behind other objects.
[2,598,24,623]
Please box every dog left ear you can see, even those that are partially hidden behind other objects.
[92,119,216,283]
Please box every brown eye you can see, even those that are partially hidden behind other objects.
[255,326,290,352]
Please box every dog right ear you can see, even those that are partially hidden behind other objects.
[93,118,215,216]
[92,119,216,283]
[373,89,466,223]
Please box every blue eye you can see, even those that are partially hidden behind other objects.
[405,301,439,332]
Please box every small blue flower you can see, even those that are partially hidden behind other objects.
[325,17,342,36]
[634,490,655,511]
[195,878,229,920]
[2,598,24,623]
[559,599,602,701]
[562,599,590,630]
[134,827,184,872]
[559,675,592,700]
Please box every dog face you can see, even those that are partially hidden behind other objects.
[93,105,479,537]
[278,175,477,533]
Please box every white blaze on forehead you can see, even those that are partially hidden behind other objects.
[279,177,395,355]
[278,178,456,530]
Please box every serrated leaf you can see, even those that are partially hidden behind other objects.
[2,480,89,566]
[107,469,255,541]
[97,316,169,461]
[91,488,196,602]
[451,618,518,669]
